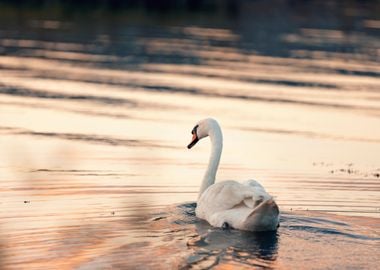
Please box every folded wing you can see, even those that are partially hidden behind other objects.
[196,179,275,230]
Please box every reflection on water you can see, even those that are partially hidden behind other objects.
[0,1,379,269]
[180,204,379,269]
[185,205,279,269]
[71,203,379,269]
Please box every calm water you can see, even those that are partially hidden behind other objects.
[0,2,380,269]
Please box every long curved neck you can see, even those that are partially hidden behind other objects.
[198,124,223,199]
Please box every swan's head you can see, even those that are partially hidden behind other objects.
[187,118,220,149]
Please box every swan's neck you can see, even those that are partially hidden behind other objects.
[198,125,223,199]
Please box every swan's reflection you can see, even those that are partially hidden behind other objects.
[183,203,279,267]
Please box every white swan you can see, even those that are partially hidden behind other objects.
[187,118,280,231]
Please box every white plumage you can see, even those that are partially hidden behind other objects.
[187,118,279,231]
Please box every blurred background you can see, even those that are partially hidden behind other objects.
[0,0,379,269]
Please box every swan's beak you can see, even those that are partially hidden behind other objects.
[187,133,199,149]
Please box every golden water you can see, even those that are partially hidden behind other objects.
[0,3,379,269]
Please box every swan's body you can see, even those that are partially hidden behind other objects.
[187,118,279,231]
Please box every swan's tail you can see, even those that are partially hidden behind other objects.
[243,199,280,231]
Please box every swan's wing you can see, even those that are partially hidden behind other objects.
[196,181,249,219]
[241,179,272,208]
[243,179,264,189]
[196,180,270,218]
[208,204,253,228]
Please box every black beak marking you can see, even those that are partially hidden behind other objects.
[191,125,199,135]
[187,125,199,149]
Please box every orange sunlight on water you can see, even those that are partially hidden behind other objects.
[0,2,379,268]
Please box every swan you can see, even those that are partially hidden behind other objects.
[187,118,280,231]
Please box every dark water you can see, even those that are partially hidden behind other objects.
[0,1,380,269]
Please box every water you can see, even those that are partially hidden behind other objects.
[0,1,380,269]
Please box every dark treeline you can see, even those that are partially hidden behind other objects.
[0,0,378,13]
[0,0,240,12]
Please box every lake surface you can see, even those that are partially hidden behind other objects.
[0,2,379,269]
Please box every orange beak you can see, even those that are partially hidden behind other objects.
[187,132,199,149]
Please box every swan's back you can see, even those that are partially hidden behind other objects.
[196,180,279,231]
